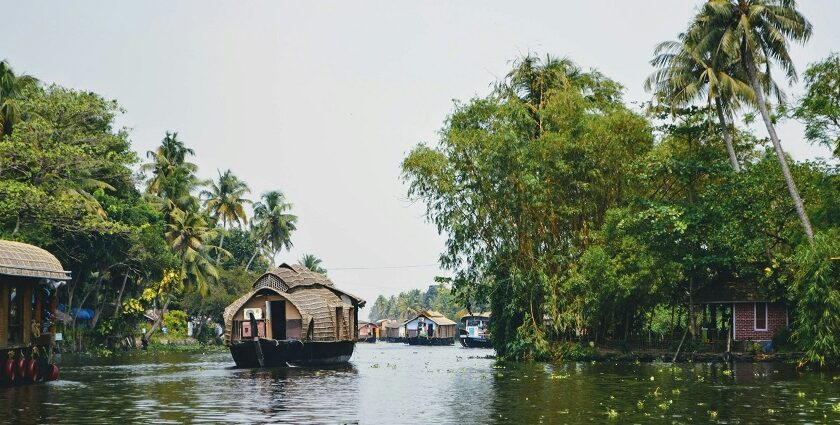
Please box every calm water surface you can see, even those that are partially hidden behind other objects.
[2,343,840,424]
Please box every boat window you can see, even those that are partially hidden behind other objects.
[8,285,22,344]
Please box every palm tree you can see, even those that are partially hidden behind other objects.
[646,36,758,172]
[201,169,251,262]
[246,191,298,271]
[689,0,814,242]
[298,254,326,274]
[0,60,38,138]
[142,132,203,211]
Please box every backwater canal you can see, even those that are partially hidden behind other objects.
[2,343,840,424]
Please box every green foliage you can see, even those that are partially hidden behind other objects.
[791,230,840,367]
[403,54,653,360]
[162,310,189,338]
[298,254,326,274]
[368,285,462,323]
[794,53,840,157]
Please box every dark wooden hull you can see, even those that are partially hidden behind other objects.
[229,339,355,367]
[357,336,376,343]
[405,336,454,346]
[460,336,493,348]
[383,337,404,343]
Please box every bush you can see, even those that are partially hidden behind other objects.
[791,230,840,368]
[772,328,794,352]
[162,310,189,338]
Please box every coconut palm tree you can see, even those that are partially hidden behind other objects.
[143,207,227,342]
[646,36,758,172]
[689,0,814,242]
[201,169,251,262]
[246,191,298,270]
[0,60,38,139]
[142,132,203,212]
[298,254,326,274]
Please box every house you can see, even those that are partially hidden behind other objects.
[695,280,788,349]
[403,310,457,345]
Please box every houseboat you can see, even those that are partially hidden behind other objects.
[224,263,365,367]
[403,310,456,346]
[0,240,68,386]
[380,319,404,342]
[459,312,492,348]
[357,321,378,343]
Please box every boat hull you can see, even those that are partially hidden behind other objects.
[459,336,493,348]
[405,336,454,346]
[357,336,376,343]
[229,339,355,367]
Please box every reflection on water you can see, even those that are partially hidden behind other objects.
[2,344,840,424]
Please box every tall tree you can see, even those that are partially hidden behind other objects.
[144,207,225,342]
[793,53,840,158]
[201,169,251,262]
[0,60,38,138]
[646,36,758,172]
[691,0,814,242]
[247,190,297,270]
[298,254,326,274]
[142,132,202,212]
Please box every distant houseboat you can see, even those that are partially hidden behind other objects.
[224,263,365,367]
[357,321,378,343]
[403,311,456,346]
[459,312,492,348]
[380,319,404,342]
[0,240,69,386]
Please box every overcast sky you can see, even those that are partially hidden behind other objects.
[8,1,839,317]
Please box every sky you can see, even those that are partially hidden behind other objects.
[7,1,839,317]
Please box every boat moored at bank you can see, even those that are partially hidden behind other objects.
[459,312,492,348]
[403,310,456,346]
[0,240,68,386]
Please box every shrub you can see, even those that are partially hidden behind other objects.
[162,310,189,338]
[791,230,840,368]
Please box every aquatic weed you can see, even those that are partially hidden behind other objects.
[606,408,619,419]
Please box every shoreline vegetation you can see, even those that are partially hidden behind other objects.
[2,0,839,369]
[399,0,840,369]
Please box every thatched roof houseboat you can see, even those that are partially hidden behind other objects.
[0,240,69,385]
[380,319,404,342]
[357,321,378,343]
[403,310,456,346]
[224,263,365,367]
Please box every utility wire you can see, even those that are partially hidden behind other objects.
[329,264,439,271]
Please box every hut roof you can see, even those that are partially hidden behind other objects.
[255,263,365,307]
[404,310,457,326]
[0,240,71,281]
[462,312,491,319]
[694,281,772,304]
[223,284,348,345]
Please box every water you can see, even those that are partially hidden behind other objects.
[2,343,840,424]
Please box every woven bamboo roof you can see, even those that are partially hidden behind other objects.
[255,263,365,306]
[404,310,457,326]
[0,240,70,281]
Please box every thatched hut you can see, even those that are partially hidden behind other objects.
[224,263,365,367]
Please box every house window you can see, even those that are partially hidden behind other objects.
[755,302,768,331]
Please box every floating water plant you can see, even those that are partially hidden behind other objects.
[606,408,619,419]
[709,410,718,419]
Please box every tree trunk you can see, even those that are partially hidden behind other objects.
[246,248,259,271]
[143,291,173,345]
[216,219,226,264]
[113,274,130,319]
[745,51,814,243]
[715,95,741,172]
